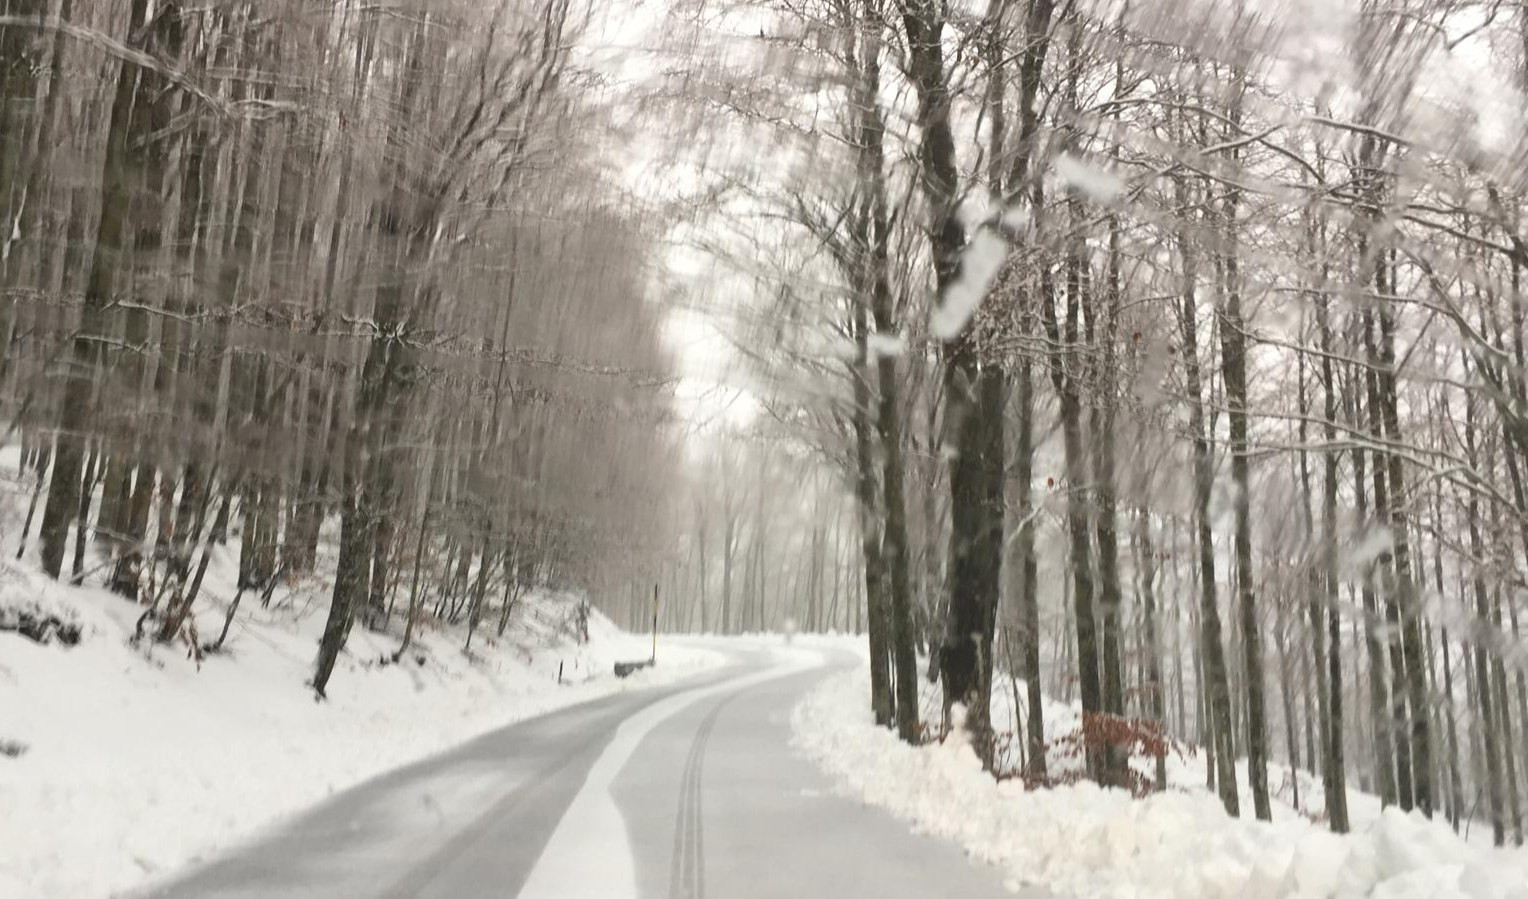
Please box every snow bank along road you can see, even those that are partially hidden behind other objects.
[136,640,1032,899]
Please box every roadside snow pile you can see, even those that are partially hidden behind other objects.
[0,560,722,899]
[793,668,1528,899]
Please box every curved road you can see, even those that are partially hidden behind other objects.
[139,642,1024,899]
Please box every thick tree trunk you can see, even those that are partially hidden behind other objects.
[850,275,892,727]
[0,0,44,377]
[38,0,159,579]
[314,14,441,696]
[897,0,999,743]
[1372,273,1433,816]
[368,515,395,631]
[1045,250,1101,781]
[1088,215,1127,786]
[1363,354,1414,811]
[314,489,371,697]
[856,15,919,743]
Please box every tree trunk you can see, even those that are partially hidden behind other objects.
[1137,508,1167,791]
[897,0,998,745]
[1174,168,1238,815]
[850,284,892,727]
[856,14,919,743]
[1354,394,1399,808]
[1315,288,1350,831]
[1217,168,1269,820]
[1015,352,1044,778]
[38,0,159,580]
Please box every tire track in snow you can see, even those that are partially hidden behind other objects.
[517,649,820,899]
[667,695,729,899]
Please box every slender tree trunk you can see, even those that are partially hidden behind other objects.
[1137,508,1167,791]
[1315,288,1350,831]
[1015,352,1044,778]
[721,509,735,635]
[1174,167,1238,815]
[1203,75,1270,818]
[1355,393,1398,808]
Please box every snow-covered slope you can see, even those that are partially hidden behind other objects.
[0,558,721,899]
[793,664,1528,899]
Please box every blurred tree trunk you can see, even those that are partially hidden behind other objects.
[856,4,918,742]
[1213,78,1269,818]
[1315,277,1350,832]
[1174,160,1238,816]
[39,0,159,581]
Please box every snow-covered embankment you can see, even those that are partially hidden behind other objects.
[0,564,721,898]
[793,666,1528,899]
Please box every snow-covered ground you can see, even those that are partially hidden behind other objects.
[0,556,722,899]
[793,663,1528,899]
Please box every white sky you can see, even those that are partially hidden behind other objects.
[578,0,764,440]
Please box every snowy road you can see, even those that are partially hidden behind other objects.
[137,641,1027,899]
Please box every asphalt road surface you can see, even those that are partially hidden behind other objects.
[139,641,1026,899]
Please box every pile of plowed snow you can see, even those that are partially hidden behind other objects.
[794,666,1528,899]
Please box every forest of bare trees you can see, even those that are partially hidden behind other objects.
[7,0,1528,857]
[627,0,1528,847]
[0,0,683,695]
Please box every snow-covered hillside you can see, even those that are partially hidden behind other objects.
[794,665,1528,899]
[0,557,721,899]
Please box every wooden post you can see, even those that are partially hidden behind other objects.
[651,583,659,663]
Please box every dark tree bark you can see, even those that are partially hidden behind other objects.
[313,12,456,694]
[1044,240,1101,781]
[1362,323,1414,812]
[1373,257,1434,817]
[70,445,99,585]
[1215,129,1270,819]
[898,0,1001,741]
[1084,210,1128,786]
[1174,166,1238,815]
[37,0,159,580]
[1014,352,1044,778]
[0,0,45,315]
[1137,507,1167,791]
[855,6,918,742]
[1315,285,1350,831]
[850,253,892,727]
[1353,384,1398,808]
